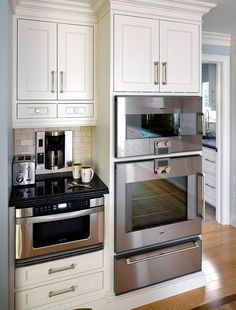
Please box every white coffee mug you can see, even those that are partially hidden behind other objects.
[81,166,94,183]
[72,163,81,179]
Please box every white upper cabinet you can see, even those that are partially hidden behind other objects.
[114,15,159,92]
[18,20,57,100]
[17,20,94,101]
[160,21,199,93]
[114,15,200,93]
[58,24,94,100]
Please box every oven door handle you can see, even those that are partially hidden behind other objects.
[197,173,205,220]
[15,206,104,224]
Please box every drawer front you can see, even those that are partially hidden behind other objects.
[115,239,202,295]
[15,271,103,310]
[205,173,216,206]
[18,104,57,119]
[15,251,103,289]
[58,104,93,118]
[203,157,216,175]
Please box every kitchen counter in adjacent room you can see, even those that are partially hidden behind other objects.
[202,137,217,150]
[10,172,109,207]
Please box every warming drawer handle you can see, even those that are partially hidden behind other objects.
[15,206,104,224]
[48,263,76,275]
[125,242,199,265]
[48,285,76,298]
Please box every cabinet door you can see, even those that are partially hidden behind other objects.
[114,15,159,92]
[160,21,199,93]
[18,20,57,100]
[58,24,94,100]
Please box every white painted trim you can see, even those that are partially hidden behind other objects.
[202,31,231,47]
[202,54,230,225]
[107,272,206,310]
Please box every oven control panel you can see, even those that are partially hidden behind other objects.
[34,199,90,216]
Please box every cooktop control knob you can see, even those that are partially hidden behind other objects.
[16,175,23,184]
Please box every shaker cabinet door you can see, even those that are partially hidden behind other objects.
[18,19,57,100]
[114,14,159,92]
[160,21,199,93]
[58,24,94,100]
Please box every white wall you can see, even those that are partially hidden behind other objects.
[0,0,13,308]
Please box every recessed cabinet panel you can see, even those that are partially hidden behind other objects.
[160,21,199,93]
[114,15,159,92]
[18,20,57,100]
[58,24,94,100]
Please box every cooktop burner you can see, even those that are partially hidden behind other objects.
[10,172,108,205]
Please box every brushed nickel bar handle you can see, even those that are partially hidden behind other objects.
[201,173,206,220]
[51,70,55,93]
[162,62,167,85]
[154,61,159,85]
[205,158,216,164]
[60,71,64,93]
[48,263,76,275]
[126,242,199,265]
[48,285,76,298]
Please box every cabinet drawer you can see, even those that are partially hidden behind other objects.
[205,173,216,206]
[15,271,103,310]
[17,104,57,119]
[58,104,93,118]
[15,251,103,289]
[203,150,216,175]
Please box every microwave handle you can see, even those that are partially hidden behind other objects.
[197,173,205,220]
[15,206,104,224]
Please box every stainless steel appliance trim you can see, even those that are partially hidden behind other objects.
[45,131,65,137]
[126,241,199,265]
[48,285,76,298]
[16,206,104,224]
[90,197,104,208]
[48,263,76,274]
[16,208,33,218]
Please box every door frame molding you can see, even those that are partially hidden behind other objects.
[202,53,230,225]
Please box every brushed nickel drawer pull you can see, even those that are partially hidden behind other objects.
[48,263,76,274]
[60,71,64,93]
[206,183,216,190]
[205,158,216,164]
[48,285,76,298]
[162,62,167,85]
[154,61,159,85]
[51,70,55,93]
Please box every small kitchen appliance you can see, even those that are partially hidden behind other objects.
[13,155,35,186]
[36,131,72,171]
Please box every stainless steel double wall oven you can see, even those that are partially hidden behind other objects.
[114,96,204,295]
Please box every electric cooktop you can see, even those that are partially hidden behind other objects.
[10,172,109,207]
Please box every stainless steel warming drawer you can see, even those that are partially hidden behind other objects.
[114,238,202,295]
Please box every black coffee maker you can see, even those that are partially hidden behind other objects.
[45,131,65,169]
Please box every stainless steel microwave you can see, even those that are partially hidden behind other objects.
[115,96,202,158]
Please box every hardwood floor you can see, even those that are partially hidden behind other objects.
[133,217,236,310]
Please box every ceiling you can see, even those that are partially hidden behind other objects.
[197,0,236,34]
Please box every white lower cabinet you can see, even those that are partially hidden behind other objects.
[15,251,104,310]
[202,147,217,207]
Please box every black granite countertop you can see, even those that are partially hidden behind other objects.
[9,172,109,208]
[202,137,217,150]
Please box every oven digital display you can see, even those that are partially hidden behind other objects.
[58,203,67,209]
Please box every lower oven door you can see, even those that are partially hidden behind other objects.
[114,238,202,295]
[115,155,203,253]
[15,206,104,261]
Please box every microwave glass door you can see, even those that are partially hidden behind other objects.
[33,216,90,248]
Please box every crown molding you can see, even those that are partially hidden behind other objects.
[203,31,231,47]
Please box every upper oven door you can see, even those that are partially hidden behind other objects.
[115,96,202,158]
[115,156,203,253]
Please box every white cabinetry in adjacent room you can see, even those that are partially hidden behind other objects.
[203,146,217,207]
[114,15,199,93]
[18,19,94,101]
[15,251,105,310]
